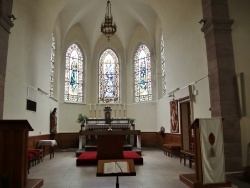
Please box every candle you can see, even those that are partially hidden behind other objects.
[99,103,100,111]
[90,103,91,110]
[95,104,96,110]
[124,103,126,110]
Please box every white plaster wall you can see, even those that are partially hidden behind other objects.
[4,0,210,135]
[228,0,250,166]
[126,24,157,131]
[3,0,68,135]
[7,0,243,141]
[58,24,90,132]
[149,0,210,133]
[127,102,157,132]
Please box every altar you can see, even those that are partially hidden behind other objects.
[82,118,132,131]
[76,130,143,166]
[79,129,141,150]
[79,118,136,148]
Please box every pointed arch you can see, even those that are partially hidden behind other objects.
[134,44,152,102]
[98,48,120,104]
[64,44,84,102]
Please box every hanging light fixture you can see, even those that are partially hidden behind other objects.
[101,0,117,41]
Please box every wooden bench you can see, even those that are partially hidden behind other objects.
[163,143,181,158]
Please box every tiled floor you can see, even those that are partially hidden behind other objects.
[27,148,237,188]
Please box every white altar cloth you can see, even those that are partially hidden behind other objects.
[85,124,131,130]
[38,140,57,147]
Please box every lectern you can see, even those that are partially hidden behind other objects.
[0,120,43,188]
[179,118,231,187]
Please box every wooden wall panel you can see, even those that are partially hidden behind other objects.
[28,132,182,154]
[157,133,182,149]
[57,133,79,149]
[141,132,158,147]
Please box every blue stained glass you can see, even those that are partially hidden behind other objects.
[134,44,152,102]
[64,44,83,102]
[99,49,119,104]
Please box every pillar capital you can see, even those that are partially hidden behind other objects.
[201,18,234,37]
[0,15,14,33]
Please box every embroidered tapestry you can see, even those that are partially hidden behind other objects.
[170,100,179,133]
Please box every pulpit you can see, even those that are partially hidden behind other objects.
[179,118,231,187]
[0,120,43,188]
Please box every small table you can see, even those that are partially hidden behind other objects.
[38,140,57,159]
[97,159,136,188]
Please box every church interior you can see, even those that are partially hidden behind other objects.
[0,0,250,187]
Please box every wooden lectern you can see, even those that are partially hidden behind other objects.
[0,120,43,188]
[179,118,231,188]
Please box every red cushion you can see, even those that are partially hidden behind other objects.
[28,153,35,159]
[76,151,143,166]
[29,151,39,156]
[123,151,142,159]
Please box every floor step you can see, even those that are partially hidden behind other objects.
[25,179,43,188]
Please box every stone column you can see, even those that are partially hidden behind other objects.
[201,0,242,171]
[0,0,14,118]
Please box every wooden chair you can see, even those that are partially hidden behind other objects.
[180,150,189,165]
[27,151,36,173]
[180,143,195,168]
[163,143,181,157]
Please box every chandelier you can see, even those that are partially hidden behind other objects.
[101,0,117,41]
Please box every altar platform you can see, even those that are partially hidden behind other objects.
[76,151,143,166]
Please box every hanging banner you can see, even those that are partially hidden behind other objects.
[170,100,179,133]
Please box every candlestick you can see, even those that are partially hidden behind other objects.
[124,103,125,110]
[90,103,91,111]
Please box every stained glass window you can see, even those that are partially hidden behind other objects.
[50,34,55,97]
[64,44,83,102]
[161,34,167,97]
[134,44,152,102]
[98,49,119,103]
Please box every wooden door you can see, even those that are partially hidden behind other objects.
[179,97,192,150]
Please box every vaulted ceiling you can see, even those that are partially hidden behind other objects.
[58,0,158,50]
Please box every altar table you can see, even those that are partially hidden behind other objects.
[79,130,141,149]
[38,140,57,159]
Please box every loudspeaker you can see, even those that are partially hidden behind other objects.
[26,99,37,112]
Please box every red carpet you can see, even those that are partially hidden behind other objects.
[76,151,143,166]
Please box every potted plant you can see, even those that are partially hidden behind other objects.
[129,118,135,125]
[76,114,88,130]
